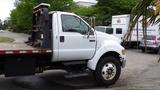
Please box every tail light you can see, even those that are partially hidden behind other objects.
[154,36,157,44]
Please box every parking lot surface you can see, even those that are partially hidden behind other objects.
[0,49,158,90]
[0,31,160,90]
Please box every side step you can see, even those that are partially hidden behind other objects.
[64,69,91,78]
[64,72,89,78]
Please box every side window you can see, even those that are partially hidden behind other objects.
[106,28,113,34]
[116,28,122,34]
[61,14,89,34]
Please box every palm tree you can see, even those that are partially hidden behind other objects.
[123,0,159,42]
[124,0,160,62]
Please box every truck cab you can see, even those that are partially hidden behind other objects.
[0,3,126,86]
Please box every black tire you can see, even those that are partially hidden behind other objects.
[94,56,121,86]
[156,48,160,54]
[141,48,145,52]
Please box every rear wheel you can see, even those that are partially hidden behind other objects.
[156,48,160,54]
[94,56,121,86]
[141,48,145,52]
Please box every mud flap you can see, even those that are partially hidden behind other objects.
[4,58,35,77]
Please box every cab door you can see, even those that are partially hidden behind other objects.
[58,14,96,61]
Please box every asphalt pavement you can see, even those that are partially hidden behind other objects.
[0,30,29,43]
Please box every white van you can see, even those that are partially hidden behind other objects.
[95,26,123,41]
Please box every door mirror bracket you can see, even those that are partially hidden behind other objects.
[87,31,90,38]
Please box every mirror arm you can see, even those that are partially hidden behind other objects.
[87,30,90,38]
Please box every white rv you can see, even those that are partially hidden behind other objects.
[111,14,160,46]
[111,14,130,40]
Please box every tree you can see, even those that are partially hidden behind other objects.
[95,0,138,25]
[70,5,97,25]
[0,19,2,30]
[9,0,74,33]
[2,20,9,30]
[71,5,96,16]
[123,0,160,60]
[123,0,156,42]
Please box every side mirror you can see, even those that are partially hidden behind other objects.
[80,30,87,35]
[86,29,94,38]
[89,28,94,35]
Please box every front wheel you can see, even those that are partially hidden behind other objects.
[94,56,121,86]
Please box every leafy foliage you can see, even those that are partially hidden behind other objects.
[0,19,2,29]
[71,5,97,17]
[0,19,9,30]
[9,0,73,32]
[9,0,139,32]
[95,0,138,25]
[123,0,157,41]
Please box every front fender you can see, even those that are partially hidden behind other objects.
[87,41,125,70]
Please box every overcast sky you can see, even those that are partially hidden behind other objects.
[0,0,96,21]
[0,0,15,21]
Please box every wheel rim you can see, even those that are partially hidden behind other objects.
[101,62,117,80]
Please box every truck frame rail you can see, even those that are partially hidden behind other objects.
[0,49,52,55]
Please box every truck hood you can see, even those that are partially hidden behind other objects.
[95,31,121,44]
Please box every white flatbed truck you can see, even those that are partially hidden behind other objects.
[0,3,126,86]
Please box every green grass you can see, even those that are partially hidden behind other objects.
[0,37,15,43]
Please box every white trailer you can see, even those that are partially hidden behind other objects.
[111,14,160,47]
[111,14,130,40]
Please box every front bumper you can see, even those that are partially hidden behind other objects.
[139,45,158,51]
[121,58,126,68]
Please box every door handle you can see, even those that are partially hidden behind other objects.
[89,40,95,42]
[83,35,95,39]
[83,35,88,39]
[60,36,65,42]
